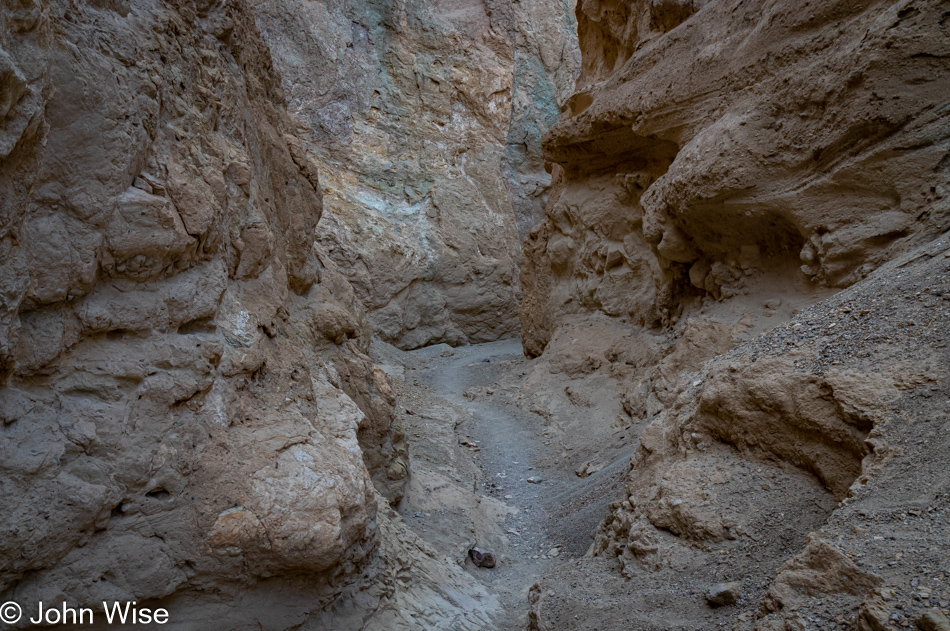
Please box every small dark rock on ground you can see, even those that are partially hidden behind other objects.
[469,547,496,568]
[706,582,741,607]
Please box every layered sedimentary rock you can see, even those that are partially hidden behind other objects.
[519,0,950,628]
[250,0,579,349]
[522,0,950,356]
[0,0,411,624]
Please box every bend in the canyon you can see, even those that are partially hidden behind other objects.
[1,0,950,630]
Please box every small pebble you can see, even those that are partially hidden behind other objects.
[468,547,496,568]
[706,582,741,607]
[916,609,950,631]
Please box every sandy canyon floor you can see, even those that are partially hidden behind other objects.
[373,337,624,630]
[367,238,950,631]
[375,338,753,630]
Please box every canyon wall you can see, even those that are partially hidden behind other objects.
[0,0,418,624]
[519,0,950,628]
[250,0,579,349]
[523,0,950,356]
[0,0,581,624]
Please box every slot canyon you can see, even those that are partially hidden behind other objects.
[1,0,949,629]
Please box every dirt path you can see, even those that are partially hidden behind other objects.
[374,337,634,628]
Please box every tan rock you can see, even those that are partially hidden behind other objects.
[250,0,579,349]
[522,0,950,355]
[706,581,741,607]
[0,0,406,623]
[763,534,882,612]
[917,610,950,631]
[858,595,891,631]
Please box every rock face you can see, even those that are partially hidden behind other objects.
[518,1,950,629]
[522,205,950,631]
[250,0,579,349]
[522,0,950,357]
[0,0,410,624]
[3,0,949,627]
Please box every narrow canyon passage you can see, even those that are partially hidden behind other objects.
[365,238,950,631]
[2,0,949,629]
[373,337,640,628]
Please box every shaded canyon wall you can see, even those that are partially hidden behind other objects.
[251,0,579,349]
[523,0,950,356]
[519,1,950,628]
[0,0,412,625]
[0,0,581,625]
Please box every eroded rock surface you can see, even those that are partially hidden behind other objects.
[250,0,579,349]
[518,0,950,629]
[4,0,950,628]
[523,0,950,356]
[0,0,414,625]
[523,214,950,631]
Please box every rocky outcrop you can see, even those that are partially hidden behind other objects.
[250,0,579,349]
[524,214,950,631]
[522,0,950,586]
[0,0,409,624]
[518,0,950,628]
[522,0,950,356]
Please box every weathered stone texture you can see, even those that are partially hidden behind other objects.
[522,0,950,355]
[251,0,579,349]
[0,0,407,623]
[519,3,950,628]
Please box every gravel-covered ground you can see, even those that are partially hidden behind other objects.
[372,236,950,631]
